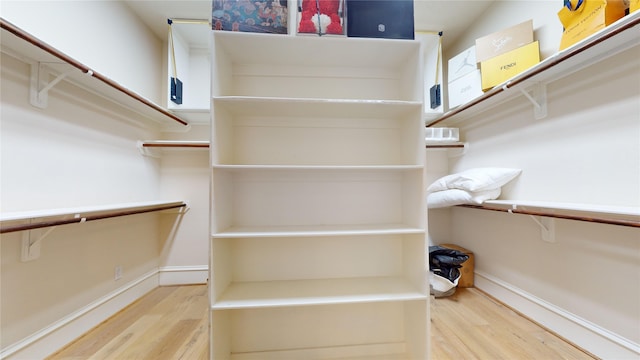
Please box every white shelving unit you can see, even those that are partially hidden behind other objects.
[210,31,429,360]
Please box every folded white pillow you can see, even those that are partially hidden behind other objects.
[427,188,501,209]
[427,167,521,193]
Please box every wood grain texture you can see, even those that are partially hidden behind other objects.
[47,285,594,360]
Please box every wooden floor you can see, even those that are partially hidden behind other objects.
[47,285,594,360]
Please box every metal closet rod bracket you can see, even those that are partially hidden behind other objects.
[502,81,548,120]
[29,62,83,109]
[507,204,556,243]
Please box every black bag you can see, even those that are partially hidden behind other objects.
[429,246,469,282]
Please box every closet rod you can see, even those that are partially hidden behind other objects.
[426,144,465,149]
[459,204,640,228]
[0,203,187,234]
[142,142,210,148]
[0,18,189,127]
[428,15,640,127]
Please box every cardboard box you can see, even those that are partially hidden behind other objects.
[448,69,484,109]
[480,41,540,91]
[475,20,533,63]
[447,45,479,82]
[440,244,474,288]
[557,0,626,50]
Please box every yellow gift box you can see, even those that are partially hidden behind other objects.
[480,41,540,91]
[631,0,639,13]
[558,0,626,50]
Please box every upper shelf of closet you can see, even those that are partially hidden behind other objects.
[0,18,190,130]
[211,31,424,103]
[427,12,640,127]
[460,200,640,228]
[0,200,188,234]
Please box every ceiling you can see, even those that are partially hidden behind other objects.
[123,0,495,50]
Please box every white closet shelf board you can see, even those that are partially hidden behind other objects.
[211,276,427,310]
[212,31,419,70]
[211,32,422,102]
[229,349,411,360]
[1,200,186,223]
[212,96,422,117]
[212,224,425,238]
[484,200,640,220]
[428,12,640,127]
[211,164,423,171]
[169,108,210,124]
[460,200,640,228]
[211,97,424,167]
[0,19,189,131]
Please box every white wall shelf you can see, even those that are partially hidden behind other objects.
[211,276,427,310]
[460,200,640,228]
[210,31,428,360]
[0,200,188,233]
[212,224,425,238]
[0,18,190,131]
[427,12,640,128]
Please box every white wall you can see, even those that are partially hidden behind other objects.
[431,2,640,358]
[157,125,210,284]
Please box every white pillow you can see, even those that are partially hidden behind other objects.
[427,167,521,193]
[427,188,501,209]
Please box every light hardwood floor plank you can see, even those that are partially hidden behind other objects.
[47,285,594,360]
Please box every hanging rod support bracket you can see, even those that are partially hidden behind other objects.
[29,62,72,109]
[508,204,556,243]
[519,83,547,120]
[21,224,56,262]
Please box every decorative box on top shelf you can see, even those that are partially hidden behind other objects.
[212,0,289,34]
[345,0,414,40]
[297,0,345,36]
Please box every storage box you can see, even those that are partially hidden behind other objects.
[212,0,289,34]
[346,0,414,39]
[440,244,474,288]
[475,20,533,63]
[425,127,459,143]
[448,45,478,82]
[480,41,540,91]
[448,69,484,109]
[557,0,626,50]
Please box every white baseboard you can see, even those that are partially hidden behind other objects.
[2,270,159,360]
[158,265,208,286]
[475,271,640,359]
